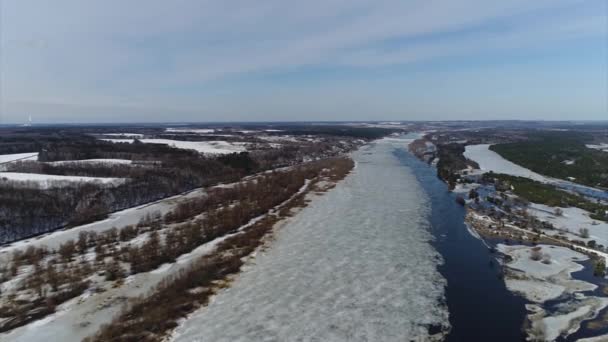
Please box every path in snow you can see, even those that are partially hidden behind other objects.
[172,137,448,342]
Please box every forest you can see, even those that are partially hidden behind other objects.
[0,126,377,244]
[490,132,608,189]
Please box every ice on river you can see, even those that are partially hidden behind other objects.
[463,144,550,182]
[172,137,449,342]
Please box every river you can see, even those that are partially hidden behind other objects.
[171,135,527,341]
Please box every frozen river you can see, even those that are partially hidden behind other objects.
[172,137,450,341]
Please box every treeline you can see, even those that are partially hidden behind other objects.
[0,156,238,244]
[0,130,92,155]
[272,125,397,139]
[37,138,200,162]
[436,143,479,189]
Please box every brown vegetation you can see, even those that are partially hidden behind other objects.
[85,157,354,342]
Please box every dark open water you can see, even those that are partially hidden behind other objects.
[395,148,529,341]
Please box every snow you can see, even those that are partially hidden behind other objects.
[101,138,247,154]
[0,187,206,259]
[542,304,592,341]
[0,166,313,342]
[527,203,608,248]
[463,144,550,182]
[578,334,608,341]
[498,244,608,340]
[165,128,215,134]
[0,172,125,188]
[45,159,133,165]
[498,244,596,303]
[257,135,300,143]
[505,279,566,303]
[586,143,608,152]
[0,152,38,164]
[172,137,448,342]
[101,133,143,138]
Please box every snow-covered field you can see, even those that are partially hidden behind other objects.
[463,144,550,182]
[102,138,247,154]
[165,128,214,134]
[45,159,133,165]
[527,203,608,248]
[0,172,124,188]
[172,137,448,342]
[0,152,38,164]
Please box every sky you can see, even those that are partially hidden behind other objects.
[0,0,606,124]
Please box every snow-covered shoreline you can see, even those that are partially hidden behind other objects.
[498,244,608,341]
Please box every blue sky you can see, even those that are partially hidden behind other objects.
[1,0,606,123]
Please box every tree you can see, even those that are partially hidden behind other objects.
[594,259,606,277]
[104,259,125,281]
[77,231,89,254]
[59,240,76,262]
[46,261,60,291]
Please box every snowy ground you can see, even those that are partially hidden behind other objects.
[527,203,608,248]
[164,128,214,134]
[45,159,133,165]
[498,244,608,341]
[0,152,39,164]
[101,138,247,154]
[586,143,608,153]
[171,137,448,342]
[464,144,608,202]
[0,172,125,188]
[257,135,301,143]
[0,170,313,342]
